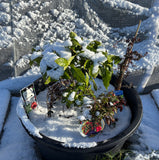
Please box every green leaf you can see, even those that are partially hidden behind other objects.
[25,104,32,114]
[107,55,121,64]
[83,59,90,69]
[55,58,68,69]
[63,71,71,79]
[71,65,85,83]
[42,72,47,81]
[87,40,101,52]
[30,56,43,66]
[111,55,121,64]
[70,32,77,39]
[101,68,113,89]
[89,64,98,78]
[102,51,108,57]
[31,48,36,52]
[68,56,75,65]
[66,100,73,108]
[44,76,52,85]
[92,79,97,91]
[106,54,113,63]
[55,56,75,70]
[29,60,34,66]
[70,39,82,53]
[85,72,89,86]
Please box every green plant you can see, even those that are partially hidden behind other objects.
[96,149,131,160]
[30,32,121,123]
[90,91,126,124]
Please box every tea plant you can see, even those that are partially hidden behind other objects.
[30,20,147,128]
[30,32,121,122]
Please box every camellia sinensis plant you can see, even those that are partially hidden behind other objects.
[30,32,123,124]
[30,21,147,135]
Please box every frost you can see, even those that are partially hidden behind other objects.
[63,92,69,97]
[40,59,47,74]
[0,12,10,24]
[83,96,94,105]
[78,115,86,121]
[96,111,100,116]
[68,91,76,101]
[30,51,42,61]
[63,40,72,47]
[16,55,30,68]
[47,67,64,80]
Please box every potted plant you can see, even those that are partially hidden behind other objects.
[17,21,145,160]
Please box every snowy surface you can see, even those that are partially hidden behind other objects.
[0,97,39,160]
[16,98,42,138]
[151,89,159,108]
[0,0,159,159]
[0,68,158,158]
[0,0,159,74]
[126,94,159,160]
[27,80,131,148]
[135,95,159,150]
[0,67,40,93]
[0,89,10,134]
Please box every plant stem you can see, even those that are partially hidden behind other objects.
[116,20,142,90]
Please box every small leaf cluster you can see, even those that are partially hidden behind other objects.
[90,92,126,125]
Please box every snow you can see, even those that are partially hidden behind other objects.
[0,12,10,24]
[0,0,159,159]
[25,79,132,148]
[0,3,10,13]
[0,59,158,159]
[151,89,159,108]
[0,67,41,93]
[16,98,42,138]
[0,0,158,74]
[1,75,157,158]
[68,91,76,101]
[125,94,159,159]
[101,0,149,15]
[137,67,154,93]
[0,97,38,160]
[138,95,159,150]
[0,89,10,134]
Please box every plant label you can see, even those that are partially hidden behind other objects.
[20,83,37,113]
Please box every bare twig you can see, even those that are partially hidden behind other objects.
[117,20,147,90]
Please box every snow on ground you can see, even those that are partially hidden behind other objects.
[0,89,10,134]
[134,95,159,151]
[0,0,159,73]
[0,71,159,159]
[0,97,39,160]
[0,0,159,159]
[151,89,159,108]
[0,66,40,93]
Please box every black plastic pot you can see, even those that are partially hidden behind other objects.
[18,75,143,160]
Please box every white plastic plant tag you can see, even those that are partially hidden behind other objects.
[20,83,37,113]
